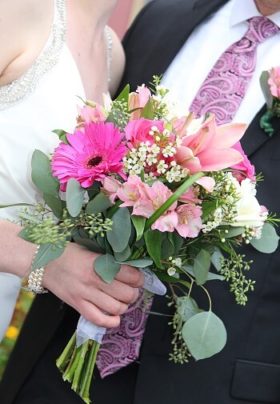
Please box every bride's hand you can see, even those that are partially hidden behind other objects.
[43,243,144,328]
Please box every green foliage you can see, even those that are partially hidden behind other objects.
[260,71,273,109]
[182,311,227,360]
[31,150,59,197]
[32,243,65,270]
[250,223,279,253]
[193,250,211,285]
[131,215,146,242]
[43,193,64,218]
[121,259,153,268]
[66,179,84,217]
[107,207,131,253]
[94,254,121,283]
[86,193,112,214]
[219,254,255,305]
[144,230,163,269]
[53,129,69,144]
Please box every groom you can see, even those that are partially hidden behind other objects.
[1,0,280,403]
[117,0,280,403]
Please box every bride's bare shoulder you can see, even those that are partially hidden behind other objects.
[0,0,53,86]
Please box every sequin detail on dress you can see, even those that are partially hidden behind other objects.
[0,0,66,110]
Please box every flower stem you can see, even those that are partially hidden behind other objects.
[80,341,100,404]
[72,340,89,392]
[145,172,204,230]
[56,332,76,370]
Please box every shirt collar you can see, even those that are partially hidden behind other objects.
[230,0,280,28]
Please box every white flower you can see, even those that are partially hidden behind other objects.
[231,179,267,228]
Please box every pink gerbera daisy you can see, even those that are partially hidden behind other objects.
[52,122,127,189]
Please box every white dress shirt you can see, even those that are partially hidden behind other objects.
[162,0,280,125]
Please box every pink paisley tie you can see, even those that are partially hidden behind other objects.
[190,17,279,124]
[97,290,153,378]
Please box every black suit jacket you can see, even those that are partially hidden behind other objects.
[1,1,280,403]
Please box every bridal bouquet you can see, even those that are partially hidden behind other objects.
[16,78,279,403]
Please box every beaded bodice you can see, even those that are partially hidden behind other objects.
[0,0,66,111]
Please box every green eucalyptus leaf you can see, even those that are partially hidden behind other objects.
[114,245,131,262]
[211,249,224,272]
[250,222,279,253]
[32,243,65,270]
[224,227,245,238]
[193,249,211,285]
[94,253,121,283]
[177,296,200,322]
[66,179,84,217]
[260,71,273,108]
[182,311,227,360]
[43,193,64,218]
[107,207,131,252]
[86,192,112,214]
[144,229,163,269]
[207,272,225,281]
[52,129,69,144]
[131,215,146,241]
[121,258,153,268]
[31,150,59,196]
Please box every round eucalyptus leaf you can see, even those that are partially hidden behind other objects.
[182,311,227,360]
[94,254,121,284]
[66,179,84,217]
[250,223,279,254]
[107,207,131,252]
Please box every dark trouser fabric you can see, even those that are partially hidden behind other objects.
[13,307,139,404]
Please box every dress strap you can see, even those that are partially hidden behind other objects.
[105,26,113,85]
[0,0,66,110]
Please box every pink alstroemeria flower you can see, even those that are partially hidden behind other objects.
[268,67,280,98]
[117,175,148,210]
[175,114,245,173]
[231,142,255,182]
[128,85,151,119]
[52,122,126,190]
[124,119,164,147]
[77,103,107,126]
[175,204,203,238]
[102,177,122,203]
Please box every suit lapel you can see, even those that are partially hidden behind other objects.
[242,105,280,157]
[121,0,227,90]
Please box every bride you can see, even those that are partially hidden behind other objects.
[0,0,143,342]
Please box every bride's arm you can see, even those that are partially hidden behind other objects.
[0,220,143,328]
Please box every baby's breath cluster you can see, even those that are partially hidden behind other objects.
[219,254,255,305]
[167,256,182,276]
[124,125,188,183]
[202,172,239,232]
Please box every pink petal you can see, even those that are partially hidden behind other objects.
[198,148,243,171]
[196,176,215,192]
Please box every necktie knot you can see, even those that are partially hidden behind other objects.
[246,16,279,45]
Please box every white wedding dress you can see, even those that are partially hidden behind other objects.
[0,0,88,341]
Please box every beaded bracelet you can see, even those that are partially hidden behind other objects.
[22,245,48,294]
